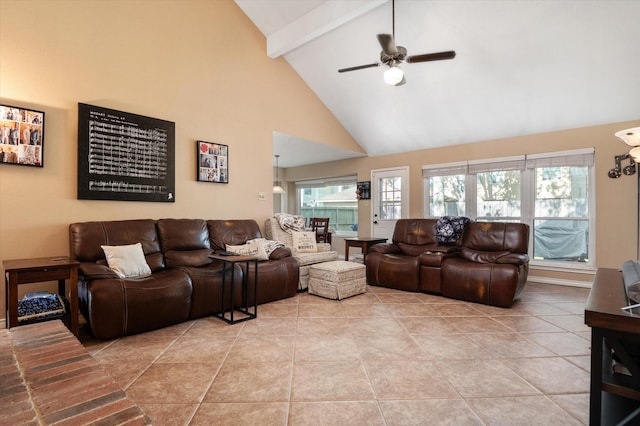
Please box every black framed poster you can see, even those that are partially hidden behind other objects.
[77,103,175,202]
[0,104,44,167]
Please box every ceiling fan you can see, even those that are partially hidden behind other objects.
[338,0,456,86]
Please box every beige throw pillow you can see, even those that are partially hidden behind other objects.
[226,240,269,260]
[291,231,318,253]
[101,243,152,278]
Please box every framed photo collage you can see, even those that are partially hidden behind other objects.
[0,104,44,167]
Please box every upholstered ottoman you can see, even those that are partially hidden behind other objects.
[308,260,366,300]
[297,251,340,291]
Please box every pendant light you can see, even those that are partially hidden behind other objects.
[273,154,285,194]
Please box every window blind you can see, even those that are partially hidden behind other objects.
[295,175,357,189]
[467,155,526,173]
[422,161,468,177]
[525,148,595,168]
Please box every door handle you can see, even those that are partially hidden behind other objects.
[373,220,378,225]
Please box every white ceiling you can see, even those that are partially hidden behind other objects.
[236,0,640,168]
[273,132,365,168]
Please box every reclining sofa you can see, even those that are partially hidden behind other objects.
[365,218,530,307]
[69,218,299,339]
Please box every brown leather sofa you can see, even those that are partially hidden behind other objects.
[365,219,529,307]
[69,218,299,339]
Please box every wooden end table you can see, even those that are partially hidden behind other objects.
[4,256,80,336]
[344,237,388,262]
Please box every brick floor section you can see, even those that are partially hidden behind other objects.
[0,321,150,425]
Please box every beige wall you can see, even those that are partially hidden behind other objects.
[286,119,640,283]
[0,0,361,317]
[0,0,637,321]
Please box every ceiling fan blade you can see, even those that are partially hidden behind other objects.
[338,63,380,73]
[377,33,398,56]
[406,50,456,63]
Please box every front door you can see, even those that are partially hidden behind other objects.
[371,167,409,240]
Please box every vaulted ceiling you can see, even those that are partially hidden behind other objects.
[235,0,640,167]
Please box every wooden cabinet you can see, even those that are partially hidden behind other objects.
[585,268,640,425]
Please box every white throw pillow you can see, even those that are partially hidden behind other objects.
[226,240,269,260]
[101,243,152,278]
[291,231,318,253]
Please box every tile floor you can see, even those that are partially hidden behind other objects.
[80,282,592,425]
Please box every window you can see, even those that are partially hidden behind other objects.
[469,156,525,221]
[378,176,403,220]
[425,161,467,217]
[296,176,358,235]
[476,170,521,219]
[527,150,593,264]
[423,149,595,269]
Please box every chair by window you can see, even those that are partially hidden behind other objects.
[311,218,331,244]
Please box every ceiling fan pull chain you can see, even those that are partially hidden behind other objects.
[392,0,395,39]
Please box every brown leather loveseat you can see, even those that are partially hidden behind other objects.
[69,218,299,339]
[365,218,529,307]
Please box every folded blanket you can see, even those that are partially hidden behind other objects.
[274,213,306,234]
[248,238,286,257]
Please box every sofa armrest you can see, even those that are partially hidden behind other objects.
[420,250,460,267]
[79,263,119,279]
[496,253,530,265]
[369,243,400,254]
[269,246,292,260]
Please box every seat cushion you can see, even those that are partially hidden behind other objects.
[309,261,366,300]
[365,252,420,291]
[310,260,366,282]
[441,257,522,307]
[294,251,338,266]
[79,269,192,340]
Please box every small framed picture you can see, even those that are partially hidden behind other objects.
[0,104,45,167]
[357,181,371,199]
[197,141,228,183]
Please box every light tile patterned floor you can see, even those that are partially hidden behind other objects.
[81,283,591,425]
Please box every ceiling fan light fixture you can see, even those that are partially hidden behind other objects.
[384,65,404,85]
[615,127,640,147]
[630,147,640,162]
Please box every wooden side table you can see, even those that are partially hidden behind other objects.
[4,256,80,336]
[344,237,388,262]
